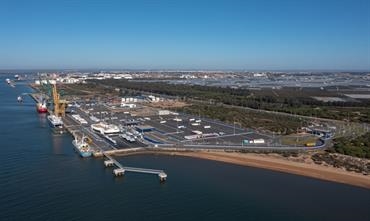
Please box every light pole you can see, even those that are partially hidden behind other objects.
[233,118,236,135]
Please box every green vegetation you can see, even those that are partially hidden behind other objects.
[92,79,370,123]
[93,79,251,105]
[312,152,369,173]
[59,83,119,97]
[328,132,370,159]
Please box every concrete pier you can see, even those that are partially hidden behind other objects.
[113,168,125,176]
[29,93,41,103]
[104,153,167,182]
[104,160,114,167]
[158,172,167,182]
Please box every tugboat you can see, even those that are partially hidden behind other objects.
[72,135,92,157]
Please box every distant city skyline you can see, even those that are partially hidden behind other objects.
[0,0,369,70]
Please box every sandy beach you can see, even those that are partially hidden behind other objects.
[119,150,370,189]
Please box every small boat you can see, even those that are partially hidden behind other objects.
[72,135,92,157]
[17,96,23,102]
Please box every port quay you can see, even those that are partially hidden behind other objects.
[28,83,335,183]
[27,91,167,182]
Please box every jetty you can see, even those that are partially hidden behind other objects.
[29,93,48,103]
[103,153,167,182]
[29,88,168,183]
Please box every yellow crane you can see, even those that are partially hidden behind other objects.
[52,83,68,117]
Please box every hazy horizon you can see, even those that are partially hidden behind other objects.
[0,68,369,74]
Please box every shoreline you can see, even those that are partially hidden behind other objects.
[116,150,370,189]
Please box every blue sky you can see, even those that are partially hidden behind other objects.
[0,0,369,70]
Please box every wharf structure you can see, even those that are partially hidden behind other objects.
[63,123,168,182]
[29,90,168,183]
[103,153,167,182]
[63,121,168,182]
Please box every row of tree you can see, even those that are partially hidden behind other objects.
[90,79,370,123]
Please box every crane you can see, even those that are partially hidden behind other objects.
[52,83,68,117]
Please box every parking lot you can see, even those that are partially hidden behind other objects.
[137,113,276,146]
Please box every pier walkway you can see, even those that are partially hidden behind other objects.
[103,153,167,182]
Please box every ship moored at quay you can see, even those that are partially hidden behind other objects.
[47,114,63,128]
[36,101,48,113]
[72,135,92,158]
